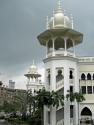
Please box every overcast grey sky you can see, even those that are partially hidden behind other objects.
[0,0,94,89]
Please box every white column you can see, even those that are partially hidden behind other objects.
[74,65,79,125]
[50,106,56,125]
[72,40,75,57]
[86,80,87,94]
[52,38,55,56]
[44,106,48,125]
[50,66,56,125]
[51,65,56,91]
[64,65,70,125]
[46,41,48,58]
[64,38,67,56]
[92,77,93,94]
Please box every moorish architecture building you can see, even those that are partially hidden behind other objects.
[25,0,94,125]
[38,0,94,125]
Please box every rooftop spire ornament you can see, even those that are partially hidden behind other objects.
[33,59,35,65]
[71,14,74,29]
[46,16,49,29]
[57,0,62,12]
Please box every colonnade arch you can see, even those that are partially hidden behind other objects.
[47,37,75,54]
[80,107,92,124]
[81,73,94,80]
[55,37,65,50]
[81,107,92,116]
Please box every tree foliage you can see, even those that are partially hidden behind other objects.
[66,91,85,102]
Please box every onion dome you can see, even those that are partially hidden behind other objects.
[24,60,41,78]
[47,0,73,29]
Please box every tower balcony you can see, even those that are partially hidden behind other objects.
[47,50,75,58]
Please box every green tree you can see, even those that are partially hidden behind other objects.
[27,90,36,115]
[66,91,85,125]
[33,87,64,125]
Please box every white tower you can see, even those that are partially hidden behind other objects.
[37,1,83,125]
[24,61,44,94]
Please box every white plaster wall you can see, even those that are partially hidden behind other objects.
[44,57,79,125]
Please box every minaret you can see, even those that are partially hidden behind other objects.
[37,1,83,125]
[24,61,44,94]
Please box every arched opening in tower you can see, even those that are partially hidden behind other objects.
[55,37,65,51]
[80,107,92,124]
[56,70,64,83]
[66,39,74,53]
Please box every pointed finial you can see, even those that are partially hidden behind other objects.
[53,9,55,16]
[64,9,66,15]
[70,14,74,29]
[46,16,49,29]
[57,0,62,12]
[33,60,35,65]
[52,10,55,28]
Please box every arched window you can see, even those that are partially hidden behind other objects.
[55,37,65,51]
[87,73,91,80]
[81,107,92,116]
[56,70,64,82]
[69,70,73,79]
[81,73,86,80]
[81,107,92,124]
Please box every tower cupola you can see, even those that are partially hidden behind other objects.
[37,0,83,58]
[49,0,72,29]
[24,61,44,91]
[25,60,41,78]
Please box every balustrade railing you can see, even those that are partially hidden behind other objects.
[57,119,64,125]
[47,50,74,58]
[56,80,64,90]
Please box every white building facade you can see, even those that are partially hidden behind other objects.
[37,0,94,125]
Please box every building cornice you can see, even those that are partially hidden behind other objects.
[43,55,78,63]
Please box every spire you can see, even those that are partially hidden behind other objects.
[57,0,62,12]
[33,59,35,65]
[52,10,55,28]
[71,14,74,29]
[46,16,49,29]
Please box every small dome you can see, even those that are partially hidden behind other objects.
[49,17,54,29]
[48,0,73,29]
[64,16,72,28]
[49,13,72,29]
[25,62,41,78]
[54,12,64,28]
[28,63,38,74]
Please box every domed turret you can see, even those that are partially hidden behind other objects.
[24,60,41,78]
[28,62,37,74]
[38,0,83,58]
[24,60,44,91]
[48,0,73,29]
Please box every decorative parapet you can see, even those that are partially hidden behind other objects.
[78,57,94,63]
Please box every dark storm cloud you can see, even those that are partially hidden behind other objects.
[0,0,94,79]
